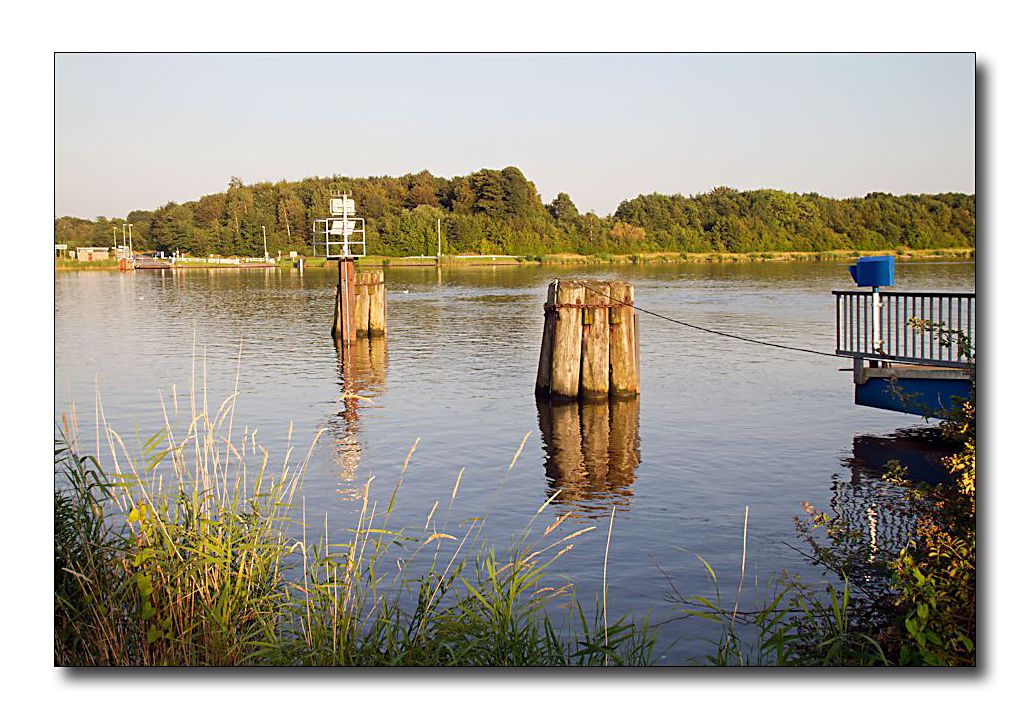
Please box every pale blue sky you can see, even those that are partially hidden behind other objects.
[56,53,974,219]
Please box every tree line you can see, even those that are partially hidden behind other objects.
[55,167,975,257]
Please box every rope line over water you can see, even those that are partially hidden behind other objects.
[566,278,846,361]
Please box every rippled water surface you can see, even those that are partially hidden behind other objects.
[55,260,974,663]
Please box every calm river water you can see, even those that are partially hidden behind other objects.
[55,259,974,663]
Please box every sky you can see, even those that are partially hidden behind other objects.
[55,53,975,219]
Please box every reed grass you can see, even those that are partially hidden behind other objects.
[54,371,655,666]
[677,558,889,666]
[665,508,891,667]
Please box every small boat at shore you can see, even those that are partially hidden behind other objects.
[132,256,173,269]
[133,255,278,270]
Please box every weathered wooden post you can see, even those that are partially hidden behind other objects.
[331,258,358,344]
[349,270,387,338]
[367,270,387,336]
[608,280,639,398]
[338,269,388,341]
[548,281,585,400]
[580,280,611,399]
[354,272,372,338]
[536,279,639,400]
[535,281,558,394]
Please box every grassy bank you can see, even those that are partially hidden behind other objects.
[55,258,121,271]
[56,246,974,273]
[536,246,974,266]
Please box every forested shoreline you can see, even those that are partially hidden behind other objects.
[55,167,975,258]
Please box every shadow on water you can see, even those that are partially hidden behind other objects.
[535,396,641,517]
[329,337,389,498]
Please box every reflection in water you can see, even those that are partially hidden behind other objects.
[825,428,950,563]
[329,337,388,498]
[536,396,641,516]
[846,428,952,486]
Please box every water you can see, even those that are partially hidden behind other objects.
[54,259,974,663]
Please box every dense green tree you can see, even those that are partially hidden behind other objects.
[55,169,975,258]
[547,192,579,224]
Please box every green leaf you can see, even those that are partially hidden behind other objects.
[136,572,153,597]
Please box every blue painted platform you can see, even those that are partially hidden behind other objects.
[855,369,972,417]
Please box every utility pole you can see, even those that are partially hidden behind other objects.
[437,217,442,259]
[262,225,269,261]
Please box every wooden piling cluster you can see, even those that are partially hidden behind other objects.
[535,279,640,400]
[355,270,387,337]
[332,263,387,342]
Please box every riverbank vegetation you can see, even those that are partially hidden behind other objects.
[55,321,975,666]
[55,168,974,260]
[54,398,654,666]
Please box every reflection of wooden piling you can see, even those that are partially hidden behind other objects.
[537,279,639,399]
[365,335,389,390]
[332,334,389,497]
[546,400,585,495]
[536,395,641,511]
[607,396,641,493]
[580,400,610,486]
[335,334,390,417]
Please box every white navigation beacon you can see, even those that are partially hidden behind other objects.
[314,191,366,258]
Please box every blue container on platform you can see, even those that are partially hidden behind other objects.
[848,255,895,288]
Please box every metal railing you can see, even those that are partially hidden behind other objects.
[312,217,366,258]
[833,290,975,368]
